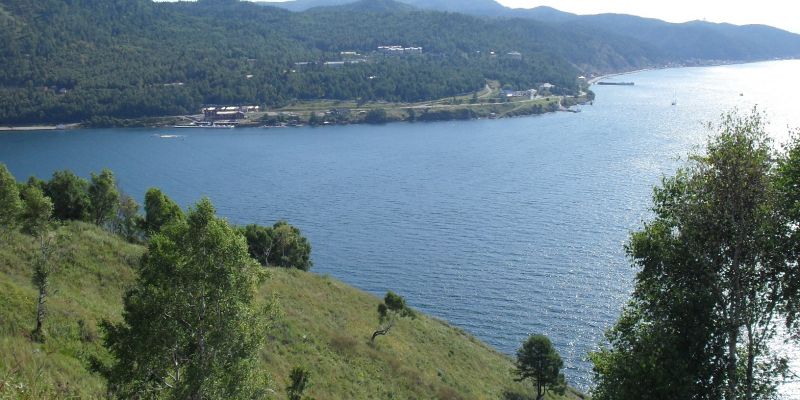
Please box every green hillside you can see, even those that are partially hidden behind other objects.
[0,222,585,399]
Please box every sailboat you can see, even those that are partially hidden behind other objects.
[671,92,677,106]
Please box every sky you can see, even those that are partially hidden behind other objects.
[496,0,800,34]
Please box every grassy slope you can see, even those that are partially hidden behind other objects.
[0,222,585,399]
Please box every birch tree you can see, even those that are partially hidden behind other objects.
[100,198,264,399]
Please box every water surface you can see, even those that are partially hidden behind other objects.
[2,60,799,392]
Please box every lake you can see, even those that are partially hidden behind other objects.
[2,60,799,393]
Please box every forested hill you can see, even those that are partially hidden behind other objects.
[0,0,798,125]
[266,0,800,62]
[0,0,589,125]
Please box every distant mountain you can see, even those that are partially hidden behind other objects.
[509,6,576,22]
[560,14,800,61]
[307,0,415,13]
[260,0,800,64]
[260,0,505,14]
[401,0,506,14]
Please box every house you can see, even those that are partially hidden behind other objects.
[539,83,555,91]
[378,45,422,56]
[202,105,259,121]
[501,89,538,100]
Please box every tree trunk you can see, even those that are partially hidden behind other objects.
[727,328,738,399]
[726,238,742,400]
[371,320,394,342]
[371,326,391,342]
[32,278,47,342]
[746,326,755,400]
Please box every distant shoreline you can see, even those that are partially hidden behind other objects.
[0,124,81,132]
[3,59,795,132]
[589,58,799,85]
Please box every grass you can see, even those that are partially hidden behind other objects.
[0,222,586,399]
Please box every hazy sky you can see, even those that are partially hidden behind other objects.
[496,0,800,33]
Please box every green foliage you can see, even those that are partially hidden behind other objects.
[244,221,313,271]
[287,366,311,400]
[142,187,184,235]
[114,193,143,242]
[777,131,800,338]
[99,198,264,399]
[372,291,414,342]
[44,170,90,222]
[0,0,589,125]
[590,108,788,400]
[364,108,389,124]
[88,168,120,226]
[19,184,53,237]
[30,230,72,344]
[514,334,565,400]
[243,223,272,266]
[0,221,582,400]
[0,164,23,235]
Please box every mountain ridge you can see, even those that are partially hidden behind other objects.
[258,0,800,63]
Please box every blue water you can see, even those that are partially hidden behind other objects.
[2,60,799,392]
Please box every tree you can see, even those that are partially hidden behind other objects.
[776,131,800,341]
[0,163,23,238]
[371,291,414,342]
[590,108,787,400]
[242,222,312,270]
[364,108,388,124]
[514,334,565,400]
[242,224,273,266]
[20,184,53,238]
[142,187,184,235]
[286,366,310,400]
[114,193,143,242]
[19,183,68,343]
[270,221,312,271]
[100,198,264,399]
[88,168,120,226]
[45,170,91,221]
